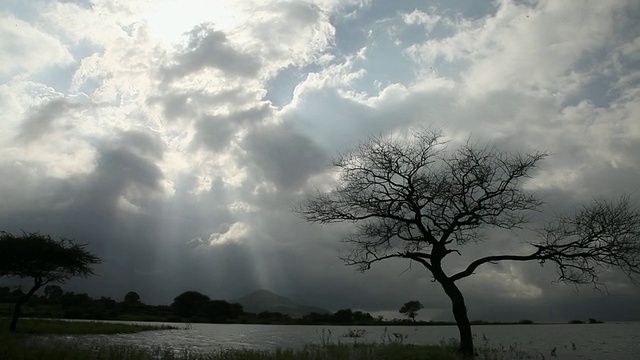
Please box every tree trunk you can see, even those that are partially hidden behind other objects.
[9,281,42,332]
[441,280,474,357]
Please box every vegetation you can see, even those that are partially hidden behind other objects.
[399,300,424,322]
[296,129,640,356]
[0,287,375,325]
[0,286,550,328]
[568,318,604,325]
[0,231,101,332]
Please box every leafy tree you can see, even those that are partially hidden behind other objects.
[204,300,244,322]
[60,291,92,308]
[332,308,353,323]
[0,231,101,332]
[399,300,424,322]
[302,311,331,323]
[124,291,142,305]
[352,310,374,323]
[171,291,210,318]
[44,285,64,302]
[296,130,640,356]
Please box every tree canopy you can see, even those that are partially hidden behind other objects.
[124,291,142,305]
[399,300,424,322]
[0,231,101,331]
[296,129,640,356]
[171,291,212,318]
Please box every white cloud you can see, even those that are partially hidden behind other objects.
[402,9,441,31]
[208,222,250,245]
[0,15,74,76]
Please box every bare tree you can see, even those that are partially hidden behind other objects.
[295,129,640,356]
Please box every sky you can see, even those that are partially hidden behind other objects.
[1,0,640,322]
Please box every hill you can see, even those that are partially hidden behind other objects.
[233,289,328,318]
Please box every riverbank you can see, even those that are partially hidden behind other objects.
[0,319,496,360]
[3,319,635,359]
[0,319,462,360]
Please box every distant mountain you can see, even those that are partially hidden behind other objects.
[233,289,329,318]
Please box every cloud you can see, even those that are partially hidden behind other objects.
[243,1,335,70]
[0,15,74,77]
[192,105,271,152]
[241,123,328,191]
[146,88,248,121]
[207,222,249,246]
[15,97,86,143]
[162,23,261,82]
[56,0,92,9]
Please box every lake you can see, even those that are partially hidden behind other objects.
[57,322,639,359]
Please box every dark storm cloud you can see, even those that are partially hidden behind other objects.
[193,105,270,151]
[0,129,164,255]
[0,127,256,303]
[117,130,165,160]
[6,130,163,226]
[147,88,248,121]
[89,138,163,199]
[242,124,328,190]
[162,23,260,83]
[15,97,83,143]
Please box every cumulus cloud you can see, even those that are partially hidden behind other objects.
[162,23,261,82]
[15,97,87,143]
[241,123,328,191]
[207,222,250,246]
[0,15,74,76]
[194,105,271,151]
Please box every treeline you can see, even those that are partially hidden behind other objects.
[0,286,384,325]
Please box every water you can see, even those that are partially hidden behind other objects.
[58,322,640,359]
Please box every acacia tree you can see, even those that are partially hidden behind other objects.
[399,300,424,322]
[296,130,640,356]
[0,231,101,332]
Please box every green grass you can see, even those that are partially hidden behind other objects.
[0,318,175,334]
